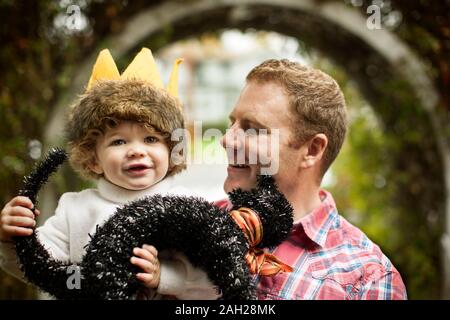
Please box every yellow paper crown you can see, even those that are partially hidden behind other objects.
[86,48,183,100]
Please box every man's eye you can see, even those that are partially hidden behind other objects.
[244,128,259,136]
[145,136,158,143]
[110,139,126,146]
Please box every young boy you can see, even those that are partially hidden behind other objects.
[0,48,219,299]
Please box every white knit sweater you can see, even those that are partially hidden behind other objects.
[0,177,220,299]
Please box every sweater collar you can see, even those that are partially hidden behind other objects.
[96,177,174,204]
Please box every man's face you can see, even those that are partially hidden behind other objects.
[220,81,301,193]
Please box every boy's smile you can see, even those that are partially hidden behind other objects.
[90,121,170,191]
[124,163,153,176]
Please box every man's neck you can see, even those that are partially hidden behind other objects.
[279,179,322,222]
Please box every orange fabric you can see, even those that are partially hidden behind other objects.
[230,207,293,276]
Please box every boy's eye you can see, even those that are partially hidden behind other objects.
[145,136,159,143]
[110,139,126,146]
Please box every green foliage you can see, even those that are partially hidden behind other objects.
[321,61,443,299]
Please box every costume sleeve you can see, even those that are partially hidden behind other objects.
[35,193,71,261]
[358,270,407,300]
[0,193,71,282]
[157,250,221,300]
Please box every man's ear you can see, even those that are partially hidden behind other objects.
[300,133,328,169]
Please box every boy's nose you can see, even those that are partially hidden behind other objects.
[127,145,145,158]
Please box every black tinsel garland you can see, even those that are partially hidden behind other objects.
[14,149,293,300]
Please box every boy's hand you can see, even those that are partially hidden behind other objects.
[130,244,160,289]
[0,196,40,242]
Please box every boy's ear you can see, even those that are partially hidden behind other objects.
[88,159,103,175]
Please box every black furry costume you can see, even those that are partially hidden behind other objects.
[14,148,293,300]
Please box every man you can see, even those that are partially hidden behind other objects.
[216,59,407,300]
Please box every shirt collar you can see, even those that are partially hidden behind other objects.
[293,189,339,248]
[96,177,174,204]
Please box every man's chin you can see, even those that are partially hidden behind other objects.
[223,176,256,193]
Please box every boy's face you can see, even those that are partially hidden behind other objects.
[90,121,170,190]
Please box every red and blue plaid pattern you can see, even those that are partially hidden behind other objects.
[215,190,407,300]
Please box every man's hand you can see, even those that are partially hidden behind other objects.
[130,244,161,289]
[0,196,40,242]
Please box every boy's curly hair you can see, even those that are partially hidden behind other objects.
[65,79,186,180]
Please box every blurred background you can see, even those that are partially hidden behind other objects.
[0,0,449,299]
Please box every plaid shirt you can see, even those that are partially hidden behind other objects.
[215,190,407,300]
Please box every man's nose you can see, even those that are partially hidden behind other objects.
[220,127,244,151]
